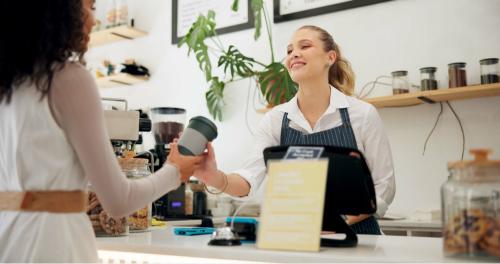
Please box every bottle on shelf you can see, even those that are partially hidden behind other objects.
[480,58,499,85]
[448,62,467,88]
[420,67,438,91]
[391,70,410,94]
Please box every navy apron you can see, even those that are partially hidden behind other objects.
[280,108,382,235]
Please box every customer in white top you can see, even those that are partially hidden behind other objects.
[194,25,395,234]
[0,0,202,262]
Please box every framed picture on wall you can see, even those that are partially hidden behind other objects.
[274,0,392,23]
[172,0,254,44]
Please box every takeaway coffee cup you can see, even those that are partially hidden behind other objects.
[178,116,218,156]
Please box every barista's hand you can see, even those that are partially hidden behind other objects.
[167,143,203,182]
[345,214,371,225]
[193,143,225,189]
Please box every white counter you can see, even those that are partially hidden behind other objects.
[96,227,483,263]
[378,219,442,236]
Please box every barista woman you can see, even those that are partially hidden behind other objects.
[0,0,202,262]
[194,25,395,234]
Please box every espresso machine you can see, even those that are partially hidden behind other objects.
[149,107,190,220]
[102,98,151,157]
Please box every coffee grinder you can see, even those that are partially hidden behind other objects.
[150,107,188,220]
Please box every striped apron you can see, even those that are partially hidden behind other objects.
[280,108,382,235]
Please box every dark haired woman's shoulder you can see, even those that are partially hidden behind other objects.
[53,62,95,86]
[57,61,89,75]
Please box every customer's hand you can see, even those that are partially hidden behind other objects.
[86,192,100,213]
[167,142,203,182]
[193,143,225,189]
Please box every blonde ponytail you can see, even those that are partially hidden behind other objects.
[329,49,355,96]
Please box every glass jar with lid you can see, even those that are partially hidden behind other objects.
[480,58,499,85]
[391,70,410,94]
[448,62,467,88]
[87,186,129,237]
[118,157,153,232]
[441,149,500,259]
[185,181,194,216]
[420,67,438,91]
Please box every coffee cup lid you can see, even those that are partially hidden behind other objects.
[189,116,218,141]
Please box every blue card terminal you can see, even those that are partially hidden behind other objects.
[173,227,215,236]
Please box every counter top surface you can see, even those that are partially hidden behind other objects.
[378,218,441,229]
[96,227,487,263]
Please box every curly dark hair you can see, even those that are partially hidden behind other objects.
[0,0,86,103]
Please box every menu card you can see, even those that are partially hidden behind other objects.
[257,159,329,252]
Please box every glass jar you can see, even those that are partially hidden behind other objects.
[115,0,129,26]
[441,149,500,259]
[119,158,152,232]
[190,181,208,216]
[420,67,438,91]
[391,70,410,94]
[480,58,499,85]
[104,0,118,29]
[185,182,193,216]
[87,187,129,237]
[448,62,467,88]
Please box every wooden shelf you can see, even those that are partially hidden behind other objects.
[96,73,149,88]
[364,83,500,108]
[89,25,147,48]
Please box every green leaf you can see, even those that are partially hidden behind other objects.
[195,48,212,81]
[258,63,298,106]
[178,11,217,81]
[206,77,225,121]
[217,45,255,80]
[231,0,239,11]
[250,0,263,40]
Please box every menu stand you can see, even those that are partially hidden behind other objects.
[320,213,358,247]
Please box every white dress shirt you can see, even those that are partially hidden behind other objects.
[233,86,396,217]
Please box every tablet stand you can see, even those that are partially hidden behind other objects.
[320,213,358,247]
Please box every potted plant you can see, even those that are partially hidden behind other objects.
[178,0,298,121]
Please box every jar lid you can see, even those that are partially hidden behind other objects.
[479,58,499,65]
[391,70,407,77]
[419,67,437,73]
[448,149,500,169]
[448,62,466,68]
[150,107,186,115]
[118,157,149,166]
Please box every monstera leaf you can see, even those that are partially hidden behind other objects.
[250,0,264,40]
[178,10,216,81]
[178,1,296,120]
[232,0,263,40]
[258,62,298,106]
[218,45,256,80]
[205,77,225,121]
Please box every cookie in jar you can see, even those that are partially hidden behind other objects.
[87,190,129,237]
[442,149,500,259]
[119,157,152,232]
[128,206,150,231]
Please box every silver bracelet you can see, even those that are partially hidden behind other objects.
[204,172,228,195]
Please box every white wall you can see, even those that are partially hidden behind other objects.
[88,0,500,216]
